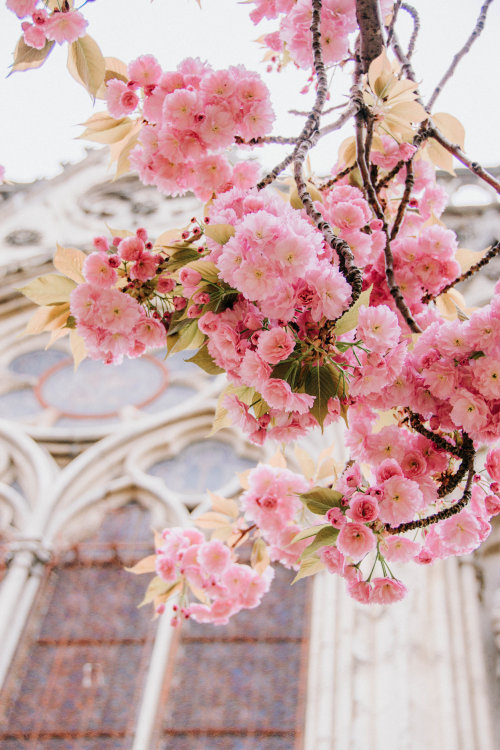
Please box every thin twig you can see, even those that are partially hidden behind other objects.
[390,158,414,240]
[292,0,362,305]
[422,240,500,302]
[318,164,355,190]
[406,410,464,458]
[289,101,349,117]
[385,465,474,534]
[427,125,500,195]
[385,0,402,48]
[353,88,421,332]
[234,135,298,146]
[401,3,420,59]
[318,103,356,136]
[427,0,495,111]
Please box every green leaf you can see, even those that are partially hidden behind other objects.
[291,556,325,584]
[299,487,343,515]
[304,364,338,427]
[204,223,235,245]
[164,247,201,272]
[184,260,220,283]
[301,526,339,559]
[138,576,178,608]
[168,319,205,355]
[208,386,232,436]
[252,398,270,418]
[17,274,77,306]
[67,34,106,98]
[290,523,332,545]
[333,285,373,336]
[9,36,55,74]
[185,346,224,375]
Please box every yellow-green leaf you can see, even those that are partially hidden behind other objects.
[455,247,486,273]
[304,364,339,427]
[184,260,220,284]
[69,330,87,369]
[290,523,332,545]
[300,526,339,559]
[54,244,86,283]
[208,491,239,519]
[67,34,106,98]
[185,346,224,375]
[333,285,372,336]
[24,303,70,335]
[138,575,177,607]
[299,487,343,515]
[10,36,55,74]
[18,274,77,306]
[291,556,325,584]
[95,56,129,99]
[112,130,140,179]
[432,112,465,150]
[80,118,136,145]
[251,537,270,574]
[125,554,157,575]
[194,511,231,529]
[204,223,235,245]
[168,320,205,355]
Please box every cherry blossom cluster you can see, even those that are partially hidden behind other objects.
[240,464,312,567]
[69,228,170,364]
[154,527,273,626]
[249,0,393,70]
[232,448,500,606]
[197,186,357,442]
[7,0,87,48]
[104,54,273,201]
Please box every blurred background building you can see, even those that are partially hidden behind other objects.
[0,154,499,749]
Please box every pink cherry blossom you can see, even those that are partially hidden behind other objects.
[44,10,88,44]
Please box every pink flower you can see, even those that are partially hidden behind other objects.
[83,252,117,289]
[197,540,231,576]
[133,317,166,349]
[371,578,407,604]
[6,0,37,18]
[257,327,296,364]
[22,22,47,49]
[128,55,162,87]
[319,546,345,575]
[346,495,379,523]
[450,390,489,434]
[119,89,140,114]
[306,264,351,322]
[347,579,372,603]
[336,522,376,560]
[44,10,88,44]
[485,448,500,482]
[356,305,400,352]
[118,236,145,261]
[378,475,424,526]
[129,252,158,281]
[382,536,421,563]
[439,510,482,554]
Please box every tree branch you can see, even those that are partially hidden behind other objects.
[292,0,362,306]
[427,125,500,194]
[422,240,500,303]
[356,0,384,72]
[427,0,495,111]
[401,3,420,59]
[385,465,474,534]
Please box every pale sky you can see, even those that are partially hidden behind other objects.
[1,0,499,183]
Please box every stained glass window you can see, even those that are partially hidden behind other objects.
[0,503,157,747]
